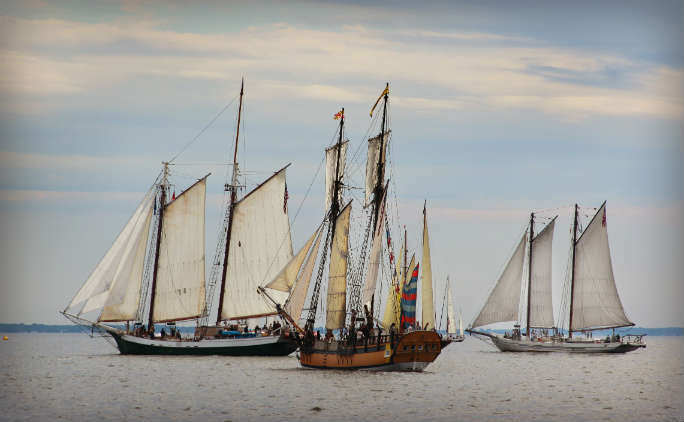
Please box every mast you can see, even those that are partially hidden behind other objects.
[372,83,389,235]
[526,212,534,338]
[148,162,169,328]
[330,108,344,229]
[216,78,244,325]
[568,203,578,338]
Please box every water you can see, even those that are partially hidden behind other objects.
[0,333,681,421]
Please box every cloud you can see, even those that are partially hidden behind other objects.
[1,16,681,120]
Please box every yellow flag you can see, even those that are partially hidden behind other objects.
[369,85,390,117]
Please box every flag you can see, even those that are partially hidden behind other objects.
[369,85,390,117]
[172,191,176,201]
[283,183,289,213]
[333,110,344,120]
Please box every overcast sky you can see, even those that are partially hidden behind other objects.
[0,0,682,327]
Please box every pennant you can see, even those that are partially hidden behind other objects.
[369,85,389,117]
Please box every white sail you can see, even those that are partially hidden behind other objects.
[67,187,155,317]
[446,284,456,334]
[364,131,389,205]
[421,206,435,330]
[325,141,348,211]
[471,233,527,328]
[528,218,556,328]
[152,177,207,323]
[382,241,404,328]
[267,225,321,292]
[284,226,323,321]
[221,169,292,320]
[458,309,464,337]
[360,190,387,308]
[326,203,351,330]
[571,203,632,331]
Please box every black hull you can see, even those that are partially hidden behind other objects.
[110,332,298,356]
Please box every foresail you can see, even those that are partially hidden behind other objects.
[67,187,155,318]
[267,224,321,292]
[285,226,323,322]
[571,203,632,331]
[446,285,456,334]
[221,169,292,320]
[421,207,435,330]
[326,203,351,330]
[528,218,556,328]
[360,190,387,308]
[325,141,348,211]
[364,131,389,205]
[471,233,527,328]
[152,177,207,323]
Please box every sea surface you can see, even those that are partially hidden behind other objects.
[0,333,682,422]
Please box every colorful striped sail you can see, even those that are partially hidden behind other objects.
[400,262,419,330]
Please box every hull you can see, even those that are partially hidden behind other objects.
[299,331,441,371]
[109,331,298,356]
[491,336,645,354]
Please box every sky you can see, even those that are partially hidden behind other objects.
[0,0,682,328]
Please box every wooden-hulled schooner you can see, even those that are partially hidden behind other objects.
[62,81,299,355]
[440,276,464,344]
[262,84,441,371]
[466,203,645,353]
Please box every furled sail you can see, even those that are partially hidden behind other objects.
[528,218,556,328]
[221,168,292,320]
[325,141,348,211]
[571,203,632,331]
[284,226,323,321]
[446,283,456,334]
[326,202,351,330]
[471,233,527,328]
[382,241,404,328]
[360,190,387,308]
[152,177,208,323]
[421,206,435,330]
[67,187,155,318]
[267,224,321,292]
[364,131,389,205]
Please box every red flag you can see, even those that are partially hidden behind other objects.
[172,191,176,201]
[333,110,344,120]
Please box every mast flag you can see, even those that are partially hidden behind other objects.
[370,85,390,117]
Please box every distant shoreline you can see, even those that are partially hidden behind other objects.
[1,323,682,336]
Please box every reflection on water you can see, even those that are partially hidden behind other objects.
[0,334,682,421]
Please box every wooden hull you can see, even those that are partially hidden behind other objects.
[108,331,298,356]
[299,331,441,371]
[490,335,645,354]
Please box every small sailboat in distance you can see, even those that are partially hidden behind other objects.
[467,203,645,353]
[441,277,464,343]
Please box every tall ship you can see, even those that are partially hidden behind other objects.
[62,81,299,356]
[467,203,645,353]
[261,84,441,371]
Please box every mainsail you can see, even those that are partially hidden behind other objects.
[528,218,556,328]
[421,205,435,330]
[364,132,389,205]
[471,233,527,328]
[221,168,292,320]
[326,202,351,330]
[152,177,207,323]
[571,203,632,331]
[67,187,156,319]
[325,141,348,211]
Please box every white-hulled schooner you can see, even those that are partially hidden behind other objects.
[62,81,299,355]
[467,203,645,353]
[260,84,442,371]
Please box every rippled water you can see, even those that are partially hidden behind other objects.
[0,333,681,421]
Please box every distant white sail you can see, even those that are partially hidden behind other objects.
[267,225,321,293]
[67,187,155,318]
[152,177,207,323]
[325,141,348,211]
[361,190,387,308]
[221,169,292,320]
[528,218,556,328]
[285,226,323,321]
[326,203,351,330]
[421,206,435,330]
[458,309,464,337]
[446,283,456,334]
[471,233,527,328]
[364,131,389,205]
[571,203,632,331]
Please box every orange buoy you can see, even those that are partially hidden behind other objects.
[2,336,7,341]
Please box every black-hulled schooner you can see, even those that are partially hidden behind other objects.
[261,84,442,371]
[62,81,298,355]
[467,203,645,353]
